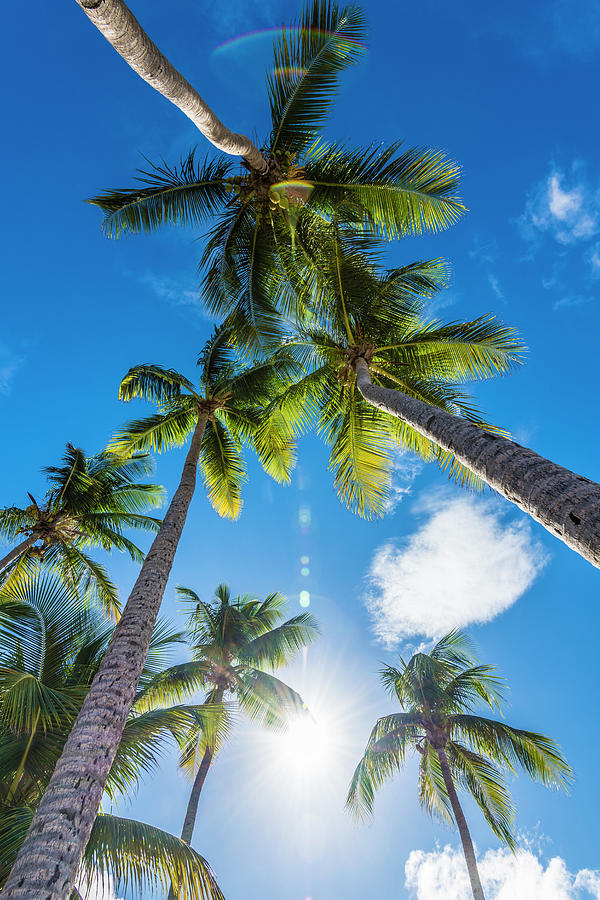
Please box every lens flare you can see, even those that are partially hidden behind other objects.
[299,590,310,608]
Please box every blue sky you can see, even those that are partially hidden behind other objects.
[2,0,600,897]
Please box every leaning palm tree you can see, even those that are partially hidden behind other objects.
[276,228,600,565]
[2,328,297,900]
[273,230,523,517]
[88,0,464,351]
[0,445,163,617]
[153,584,319,852]
[0,574,224,900]
[347,632,571,900]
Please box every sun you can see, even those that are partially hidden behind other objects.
[278,716,334,776]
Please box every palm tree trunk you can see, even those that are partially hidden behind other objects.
[2,414,208,900]
[437,748,486,900]
[0,533,37,573]
[167,687,223,900]
[354,357,600,568]
[75,0,268,174]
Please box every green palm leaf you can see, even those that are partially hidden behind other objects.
[198,418,246,519]
[304,140,465,238]
[88,152,232,238]
[268,0,366,154]
[82,814,224,900]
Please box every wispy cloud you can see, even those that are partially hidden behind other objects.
[405,843,600,899]
[553,294,594,311]
[587,243,600,278]
[137,272,214,320]
[384,454,423,514]
[487,273,504,301]
[519,165,599,247]
[0,345,25,396]
[365,494,547,646]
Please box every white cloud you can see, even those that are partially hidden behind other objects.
[553,294,594,311]
[519,167,599,246]
[487,273,504,301]
[405,844,600,900]
[366,495,547,646]
[587,244,600,277]
[385,454,423,514]
[0,345,24,395]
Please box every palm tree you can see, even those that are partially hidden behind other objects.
[154,584,319,852]
[272,231,523,517]
[88,0,465,352]
[347,631,571,900]
[0,445,163,617]
[275,227,600,565]
[1,328,296,900]
[0,574,224,900]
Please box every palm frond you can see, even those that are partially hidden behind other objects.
[89,151,232,238]
[83,814,224,900]
[198,419,246,520]
[268,0,366,154]
[305,140,465,238]
[118,365,196,404]
[238,613,319,667]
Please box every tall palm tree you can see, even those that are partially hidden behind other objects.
[88,1,464,352]
[2,329,296,900]
[154,584,319,852]
[0,575,224,900]
[347,632,571,900]
[0,445,164,617]
[273,231,523,517]
[276,228,600,565]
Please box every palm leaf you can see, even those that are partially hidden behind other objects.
[268,0,366,154]
[83,814,224,900]
[198,418,246,519]
[89,152,232,238]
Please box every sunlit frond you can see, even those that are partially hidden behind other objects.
[83,814,225,900]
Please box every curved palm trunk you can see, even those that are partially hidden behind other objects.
[437,748,485,900]
[354,357,600,568]
[75,0,268,174]
[0,534,37,574]
[2,414,208,900]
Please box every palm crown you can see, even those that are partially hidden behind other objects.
[0,445,164,616]
[145,583,320,764]
[347,631,571,849]
[0,575,224,899]
[89,0,465,351]
[272,230,524,516]
[109,326,300,519]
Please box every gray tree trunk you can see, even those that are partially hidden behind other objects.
[2,414,208,900]
[75,0,268,173]
[437,748,486,900]
[0,533,38,574]
[354,357,600,568]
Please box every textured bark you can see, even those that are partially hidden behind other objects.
[354,357,600,568]
[437,748,486,900]
[2,415,208,900]
[75,0,268,173]
[0,533,37,573]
